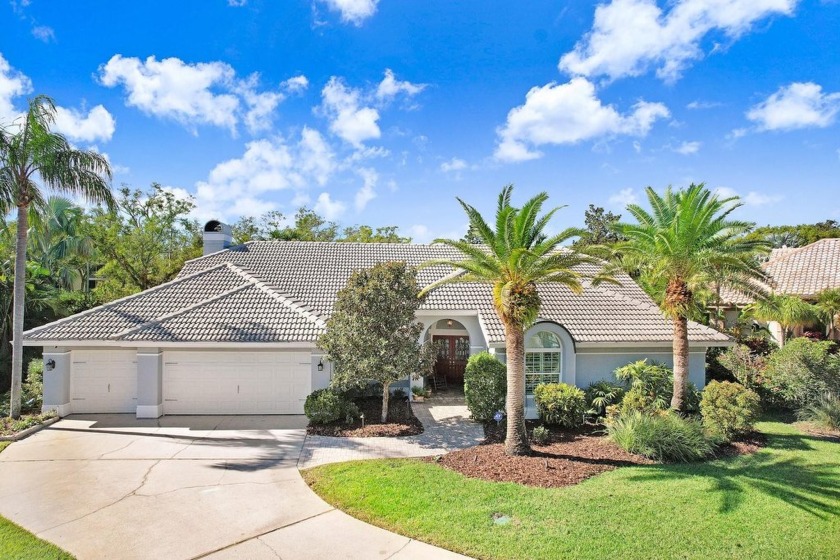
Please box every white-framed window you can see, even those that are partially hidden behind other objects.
[525,330,562,394]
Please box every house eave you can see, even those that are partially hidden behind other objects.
[24,339,318,349]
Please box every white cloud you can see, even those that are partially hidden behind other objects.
[193,129,336,220]
[494,77,669,162]
[228,0,248,5]
[314,192,346,219]
[282,75,309,94]
[714,186,782,206]
[746,82,840,131]
[320,0,380,26]
[687,100,722,110]
[559,0,797,82]
[409,224,431,243]
[53,105,116,143]
[98,55,285,135]
[31,25,55,43]
[608,187,638,207]
[376,69,426,102]
[0,52,32,123]
[672,140,701,154]
[354,167,377,211]
[320,76,380,146]
[440,157,468,173]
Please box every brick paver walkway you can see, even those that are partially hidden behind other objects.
[297,392,484,469]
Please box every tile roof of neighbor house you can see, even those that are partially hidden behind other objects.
[721,238,840,305]
[23,241,728,346]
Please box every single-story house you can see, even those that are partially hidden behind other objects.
[718,238,840,341]
[25,221,729,419]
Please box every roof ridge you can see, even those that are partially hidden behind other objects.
[766,238,840,265]
[111,282,254,339]
[21,263,233,338]
[224,263,328,329]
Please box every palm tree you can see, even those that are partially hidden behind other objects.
[421,186,614,456]
[29,196,93,291]
[0,95,113,418]
[747,294,818,346]
[816,288,840,340]
[616,184,769,411]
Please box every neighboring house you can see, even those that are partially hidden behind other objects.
[718,238,840,341]
[25,221,729,419]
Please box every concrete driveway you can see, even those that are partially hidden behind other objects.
[0,415,469,560]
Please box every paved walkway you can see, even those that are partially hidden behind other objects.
[0,414,472,560]
[298,392,485,469]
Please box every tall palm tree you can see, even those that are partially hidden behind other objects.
[616,184,769,411]
[421,186,614,456]
[816,288,840,340]
[29,196,93,291]
[0,95,113,418]
[747,294,818,346]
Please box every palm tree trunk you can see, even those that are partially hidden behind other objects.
[381,382,390,424]
[10,205,29,419]
[503,320,531,456]
[671,315,689,412]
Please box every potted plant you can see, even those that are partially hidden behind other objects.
[411,385,431,402]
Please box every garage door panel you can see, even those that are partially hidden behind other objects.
[163,352,310,415]
[71,350,137,413]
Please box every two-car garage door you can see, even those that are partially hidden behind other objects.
[162,351,311,415]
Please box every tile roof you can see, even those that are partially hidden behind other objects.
[720,238,840,304]
[25,241,728,345]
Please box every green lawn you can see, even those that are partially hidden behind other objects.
[304,421,840,560]
[0,516,74,560]
[0,441,10,454]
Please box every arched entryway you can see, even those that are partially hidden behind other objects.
[426,319,470,389]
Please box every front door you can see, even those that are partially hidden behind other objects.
[433,335,470,384]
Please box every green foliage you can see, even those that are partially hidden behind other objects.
[531,425,550,445]
[607,410,714,462]
[340,225,410,243]
[798,393,840,431]
[304,389,360,425]
[584,380,625,417]
[21,359,43,412]
[533,383,586,428]
[746,295,819,345]
[816,288,840,339]
[318,262,435,422]
[574,204,625,247]
[746,219,840,247]
[411,385,430,398]
[0,410,56,436]
[87,184,201,300]
[463,352,507,422]
[716,344,768,393]
[614,360,673,412]
[763,338,840,408]
[700,381,761,442]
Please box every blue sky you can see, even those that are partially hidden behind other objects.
[1,0,839,241]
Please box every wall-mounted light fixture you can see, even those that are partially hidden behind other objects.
[317,359,324,372]
[446,319,453,327]
[45,358,56,371]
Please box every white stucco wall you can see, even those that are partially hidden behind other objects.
[575,348,707,390]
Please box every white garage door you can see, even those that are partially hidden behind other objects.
[162,351,311,415]
[71,350,137,413]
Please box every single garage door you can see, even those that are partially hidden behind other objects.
[162,351,311,414]
[71,350,137,413]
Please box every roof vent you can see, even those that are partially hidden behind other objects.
[203,220,233,255]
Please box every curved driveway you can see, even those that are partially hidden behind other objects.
[0,415,470,560]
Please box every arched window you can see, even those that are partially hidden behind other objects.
[525,330,562,394]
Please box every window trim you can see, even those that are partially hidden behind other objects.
[525,330,562,393]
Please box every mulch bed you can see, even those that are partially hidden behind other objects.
[433,432,653,488]
[435,422,766,488]
[795,421,840,443]
[306,395,423,437]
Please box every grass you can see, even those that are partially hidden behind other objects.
[0,441,10,454]
[0,516,74,559]
[304,420,840,560]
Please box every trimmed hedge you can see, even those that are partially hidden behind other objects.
[700,380,761,442]
[304,389,360,425]
[533,383,586,428]
[464,352,507,422]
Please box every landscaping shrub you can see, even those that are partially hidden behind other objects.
[717,344,768,393]
[584,380,625,418]
[614,360,701,413]
[22,359,44,412]
[533,383,586,428]
[700,381,761,442]
[463,352,506,422]
[531,425,550,445]
[607,410,714,462]
[798,393,840,431]
[763,338,840,408]
[304,389,360,425]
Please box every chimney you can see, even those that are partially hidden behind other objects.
[203,220,233,255]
